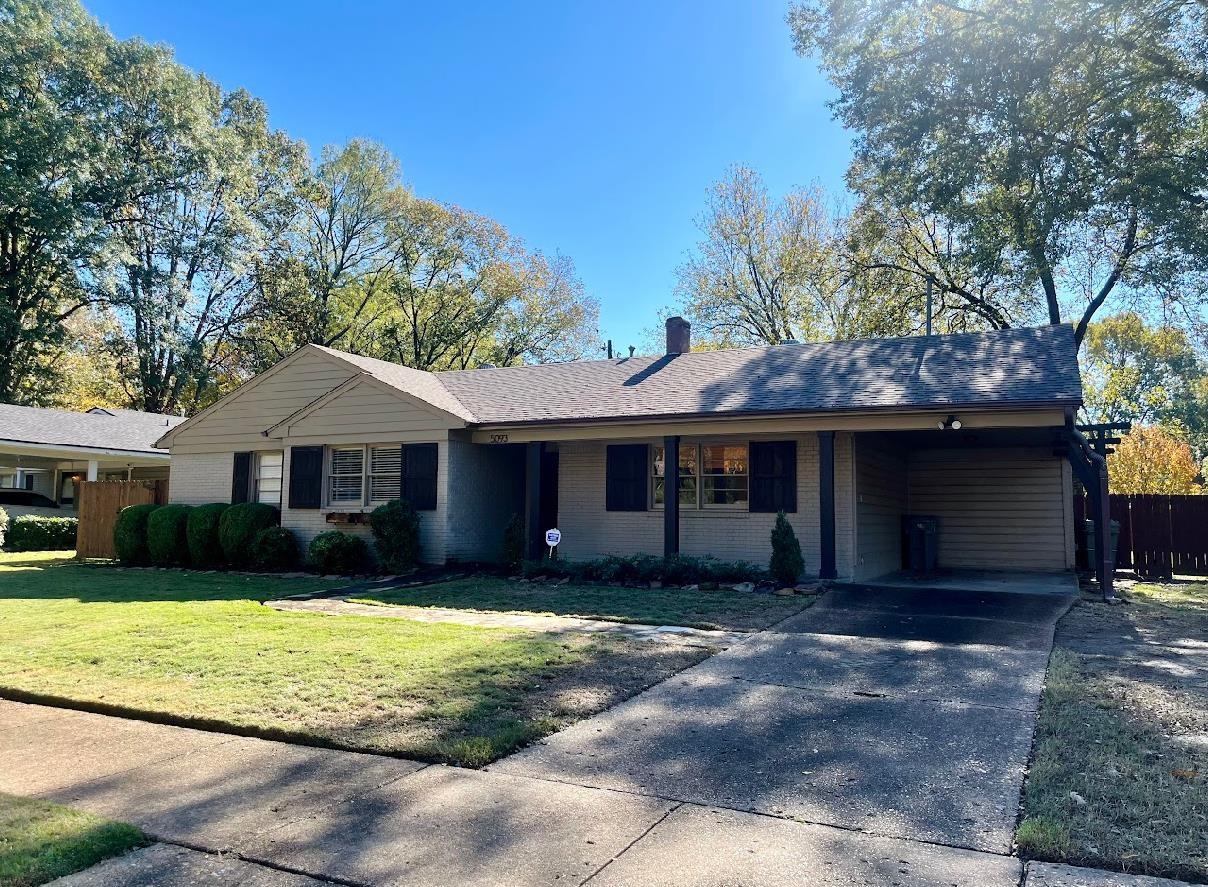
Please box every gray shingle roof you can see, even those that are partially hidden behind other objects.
[430,325,1082,425]
[0,404,184,454]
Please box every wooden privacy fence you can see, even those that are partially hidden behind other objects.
[75,480,169,559]
[1074,493,1208,578]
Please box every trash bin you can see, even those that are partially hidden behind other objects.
[1084,519,1120,571]
[902,515,939,576]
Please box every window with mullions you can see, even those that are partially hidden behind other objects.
[653,443,748,509]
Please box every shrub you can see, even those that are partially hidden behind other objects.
[521,553,764,586]
[250,527,299,572]
[368,499,421,573]
[218,502,279,568]
[0,506,7,548]
[5,515,78,551]
[501,513,525,570]
[186,503,231,568]
[113,504,159,564]
[308,530,369,575]
[769,511,804,586]
[146,504,192,566]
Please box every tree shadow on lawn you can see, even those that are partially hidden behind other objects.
[0,554,339,604]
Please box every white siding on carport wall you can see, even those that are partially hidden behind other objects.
[904,446,1074,572]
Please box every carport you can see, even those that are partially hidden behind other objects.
[851,426,1077,585]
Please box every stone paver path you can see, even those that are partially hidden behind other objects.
[266,597,747,647]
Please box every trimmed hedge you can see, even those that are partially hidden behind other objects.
[308,531,369,575]
[368,499,421,573]
[114,504,159,564]
[5,515,78,551]
[187,503,231,568]
[522,553,763,586]
[250,527,299,572]
[218,502,279,568]
[147,504,192,566]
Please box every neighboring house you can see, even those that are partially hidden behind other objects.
[0,404,183,516]
[158,319,1084,580]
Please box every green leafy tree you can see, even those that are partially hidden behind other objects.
[0,0,184,403]
[1081,312,1206,435]
[789,0,1208,346]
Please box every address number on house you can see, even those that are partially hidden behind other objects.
[489,433,509,444]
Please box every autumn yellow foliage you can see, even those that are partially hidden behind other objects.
[1108,426,1203,495]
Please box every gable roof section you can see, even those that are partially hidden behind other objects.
[307,346,476,423]
[265,372,467,436]
[0,404,184,454]
[157,326,1083,447]
[434,325,1082,425]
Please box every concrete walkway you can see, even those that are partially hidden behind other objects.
[266,597,748,647]
[6,581,1194,887]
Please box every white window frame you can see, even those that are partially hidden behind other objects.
[254,451,284,506]
[652,442,749,511]
[325,444,405,509]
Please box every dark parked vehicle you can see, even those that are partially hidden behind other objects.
[0,490,59,508]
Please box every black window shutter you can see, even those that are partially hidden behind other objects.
[288,446,324,509]
[750,441,797,513]
[403,443,438,511]
[231,452,252,504]
[606,444,648,512]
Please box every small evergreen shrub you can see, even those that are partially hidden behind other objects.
[147,504,192,566]
[0,506,8,548]
[500,513,525,570]
[250,526,299,572]
[114,504,159,564]
[368,499,421,573]
[5,515,78,551]
[769,510,804,586]
[186,503,230,568]
[218,502,279,568]
[308,530,369,575]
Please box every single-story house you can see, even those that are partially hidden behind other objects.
[157,318,1090,582]
[0,404,182,515]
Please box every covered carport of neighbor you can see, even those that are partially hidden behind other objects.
[851,426,1078,588]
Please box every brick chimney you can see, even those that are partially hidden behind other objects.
[665,316,691,354]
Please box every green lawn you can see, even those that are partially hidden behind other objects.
[0,792,144,887]
[0,553,706,766]
[1017,580,1208,882]
[350,575,811,631]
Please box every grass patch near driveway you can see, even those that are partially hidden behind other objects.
[1017,581,1208,882]
[0,792,145,887]
[0,553,707,767]
[350,575,811,631]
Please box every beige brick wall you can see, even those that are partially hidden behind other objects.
[168,452,235,505]
[445,436,526,563]
[278,438,450,564]
[554,432,855,580]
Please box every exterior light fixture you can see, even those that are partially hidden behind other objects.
[938,414,962,430]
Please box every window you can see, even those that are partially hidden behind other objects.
[368,445,402,503]
[328,446,365,505]
[323,444,436,509]
[254,451,283,505]
[653,443,747,509]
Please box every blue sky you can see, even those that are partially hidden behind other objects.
[86,0,852,352]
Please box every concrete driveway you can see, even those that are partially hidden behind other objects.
[495,581,1078,855]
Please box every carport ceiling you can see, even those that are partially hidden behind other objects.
[875,426,1061,450]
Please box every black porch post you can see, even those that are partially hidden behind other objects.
[664,435,680,557]
[525,441,544,560]
[818,431,837,581]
